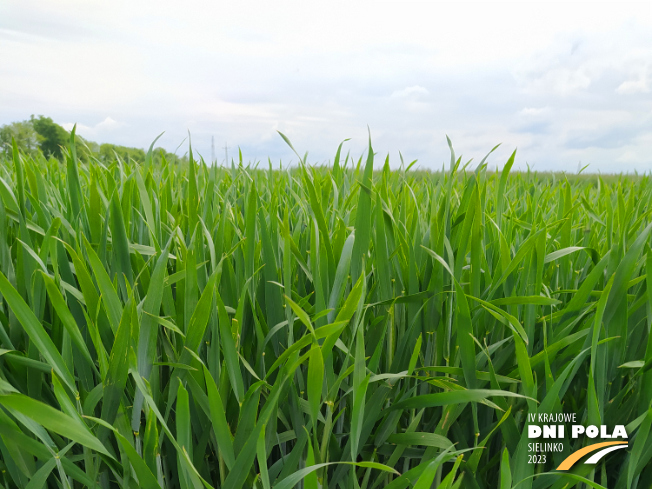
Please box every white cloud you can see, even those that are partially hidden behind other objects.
[616,150,642,163]
[1,0,651,171]
[61,117,122,141]
[391,86,430,99]
[617,67,651,94]
[617,79,649,94]
[520,107,551,116]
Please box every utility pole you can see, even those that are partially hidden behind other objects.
[224,142,229,167]
[211,136,215,164]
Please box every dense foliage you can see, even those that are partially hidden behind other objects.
[0,117,182,165]
[0,131,651,489]
[0,116,68,159]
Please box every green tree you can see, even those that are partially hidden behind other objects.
[152,147,186,165]
[30,115,69,158]
[2,115,172,165]
[0,121,39,155]
[99,143,146,163]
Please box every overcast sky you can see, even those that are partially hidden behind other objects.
[1,1,651,172]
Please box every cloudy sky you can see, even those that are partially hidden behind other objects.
[1,1,651,172]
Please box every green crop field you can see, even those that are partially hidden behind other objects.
[0,130,651,489]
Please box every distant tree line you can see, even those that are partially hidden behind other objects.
[0,116,185,164]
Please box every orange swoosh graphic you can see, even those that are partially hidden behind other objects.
[557,441,628,470]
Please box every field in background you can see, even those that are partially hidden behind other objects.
[0,132,651,489]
